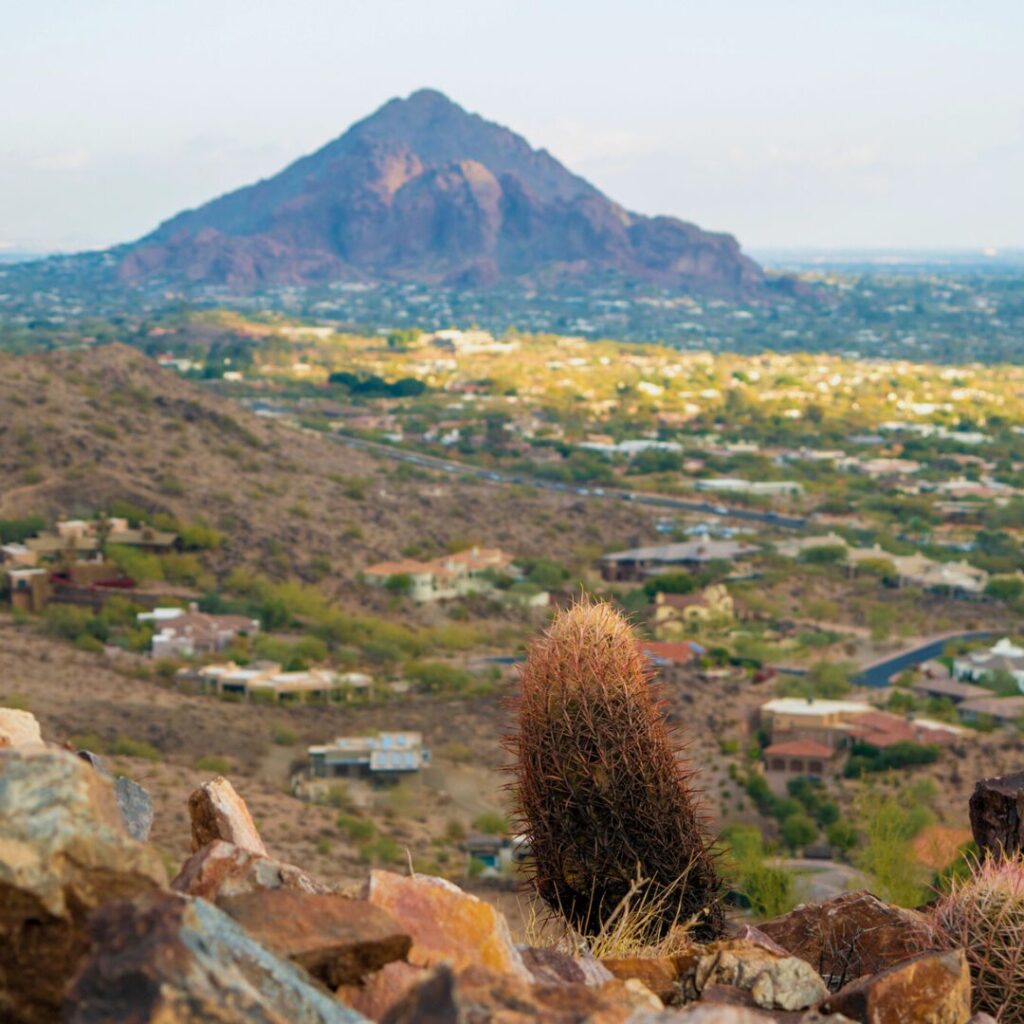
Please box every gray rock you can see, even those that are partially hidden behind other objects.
[64,890,370,1023]
[77,747,155,841]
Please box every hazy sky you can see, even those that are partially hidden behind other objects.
[3,0,1023,253]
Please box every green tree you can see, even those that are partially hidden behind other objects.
[781,813,818,853]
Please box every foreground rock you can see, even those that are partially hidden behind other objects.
[188,775,268,854]
[695,939,828,1011]
[759,890,936,989]
[969,771,1024,857]
[218,888,412,987]
[65,890,369,1023]
[0,747,166,1024]
[77,749,154,841]
[523,946,614,987]
[379,963,662,1024]
[172,838,332,901]
[823,949,971,1024]
[0,708,42,748]
[365,870,532,980]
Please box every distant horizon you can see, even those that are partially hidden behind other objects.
[3,2,1023,254]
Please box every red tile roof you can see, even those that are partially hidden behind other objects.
[638,641,698,665]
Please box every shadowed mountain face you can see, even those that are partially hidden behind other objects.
[119,89,765,294]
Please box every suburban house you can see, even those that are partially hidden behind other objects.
[6,568,51,614]
[693,478,803,497]
[653,585,735,637]
[762,740,839,793]
[138,605,260,658]
[600,540,758,582]
[759,697,961,750]
[957,695,1024,726]
[844,545,989,596]
[179,661,364,702]
[777,533,849,559]
[912,675,992,705]
[363,546,547,605]
[953,638,1024,691]
[23,518,180,561]
[307,732,430,784]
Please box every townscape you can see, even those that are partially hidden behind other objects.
[3,11,1024,1020]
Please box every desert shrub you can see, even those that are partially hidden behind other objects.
[196,755,232,773]
[472,811,508,835]
[407,661,473,694]
[510,599,724,943]
[110,737,161,761]
[107,544,164,582]
[723,824,796,919]
[932,856,1024,1022]
[781,813,818,853]
[798,544,847,564]
[271,722,298,746]
[844,740,939,777]
[337,813,376,842]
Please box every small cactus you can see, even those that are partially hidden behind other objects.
[509,599,724,942]
[932,854,1024,1023]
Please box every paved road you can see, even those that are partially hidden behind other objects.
[853,630,994,688]
[326,431,808,530]
[778,859,869,903]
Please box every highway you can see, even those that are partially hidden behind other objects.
[325,431,808,531]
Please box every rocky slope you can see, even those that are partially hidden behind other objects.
[0,710,1000,1023]
[116,89,765,295]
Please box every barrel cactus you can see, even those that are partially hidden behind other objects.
[932,854,1024,1023]
[510,599,724,943]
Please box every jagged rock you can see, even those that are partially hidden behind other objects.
[172,838,332,900]
[0,747,166,1024]
[521,945,614,986]
[725,923,791,957]
[113,775,154,841]
[823,949,971,1024]
[695,939,828,1011]
[64,890,369,1023]
[76,749,155,840]
[364,870,532,979]
[188,775,268,854]
[338,960,428,1021]
[632,1009,855,1022]
[380,963,662,1023]
[218,888,411,987]
[759,890,936,989]
[969,771,1024,857]
[0,708,42,748]
[602,953,699,1005]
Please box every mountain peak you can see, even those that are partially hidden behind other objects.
[120,92,765,294]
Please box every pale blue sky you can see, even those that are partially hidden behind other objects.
[2,0,1022,252]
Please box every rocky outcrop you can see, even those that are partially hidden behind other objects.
[364,869,532,980]
[172,837,333,901]
[969,771,1024,857]
[64,891,369,1023]
[0,747,166,1023]
[759,890,937,990]
[823,949,971,1024]
[0,718,994,1024]
[188,775,268,854]
[0,709,42,748]
[218,889,412,988]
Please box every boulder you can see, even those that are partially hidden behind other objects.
[380,963,662,1024]
[969,771,1024,857]
[76,750,155,841]
[0,708,42,748]
[823,949,971,1024]
[188,775,268,854]
[759,890,936,989]
[522,945,614,986]
[218,888,411,987]
[602,953,698,1005]
[0,747,166,1023]
[172,838,331,901]
[64,890,369,1023]
[695,939,828,1011]
[338,960,428,1021]
[364,870,531,980]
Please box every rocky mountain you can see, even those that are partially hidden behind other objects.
[117,89,765,294]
